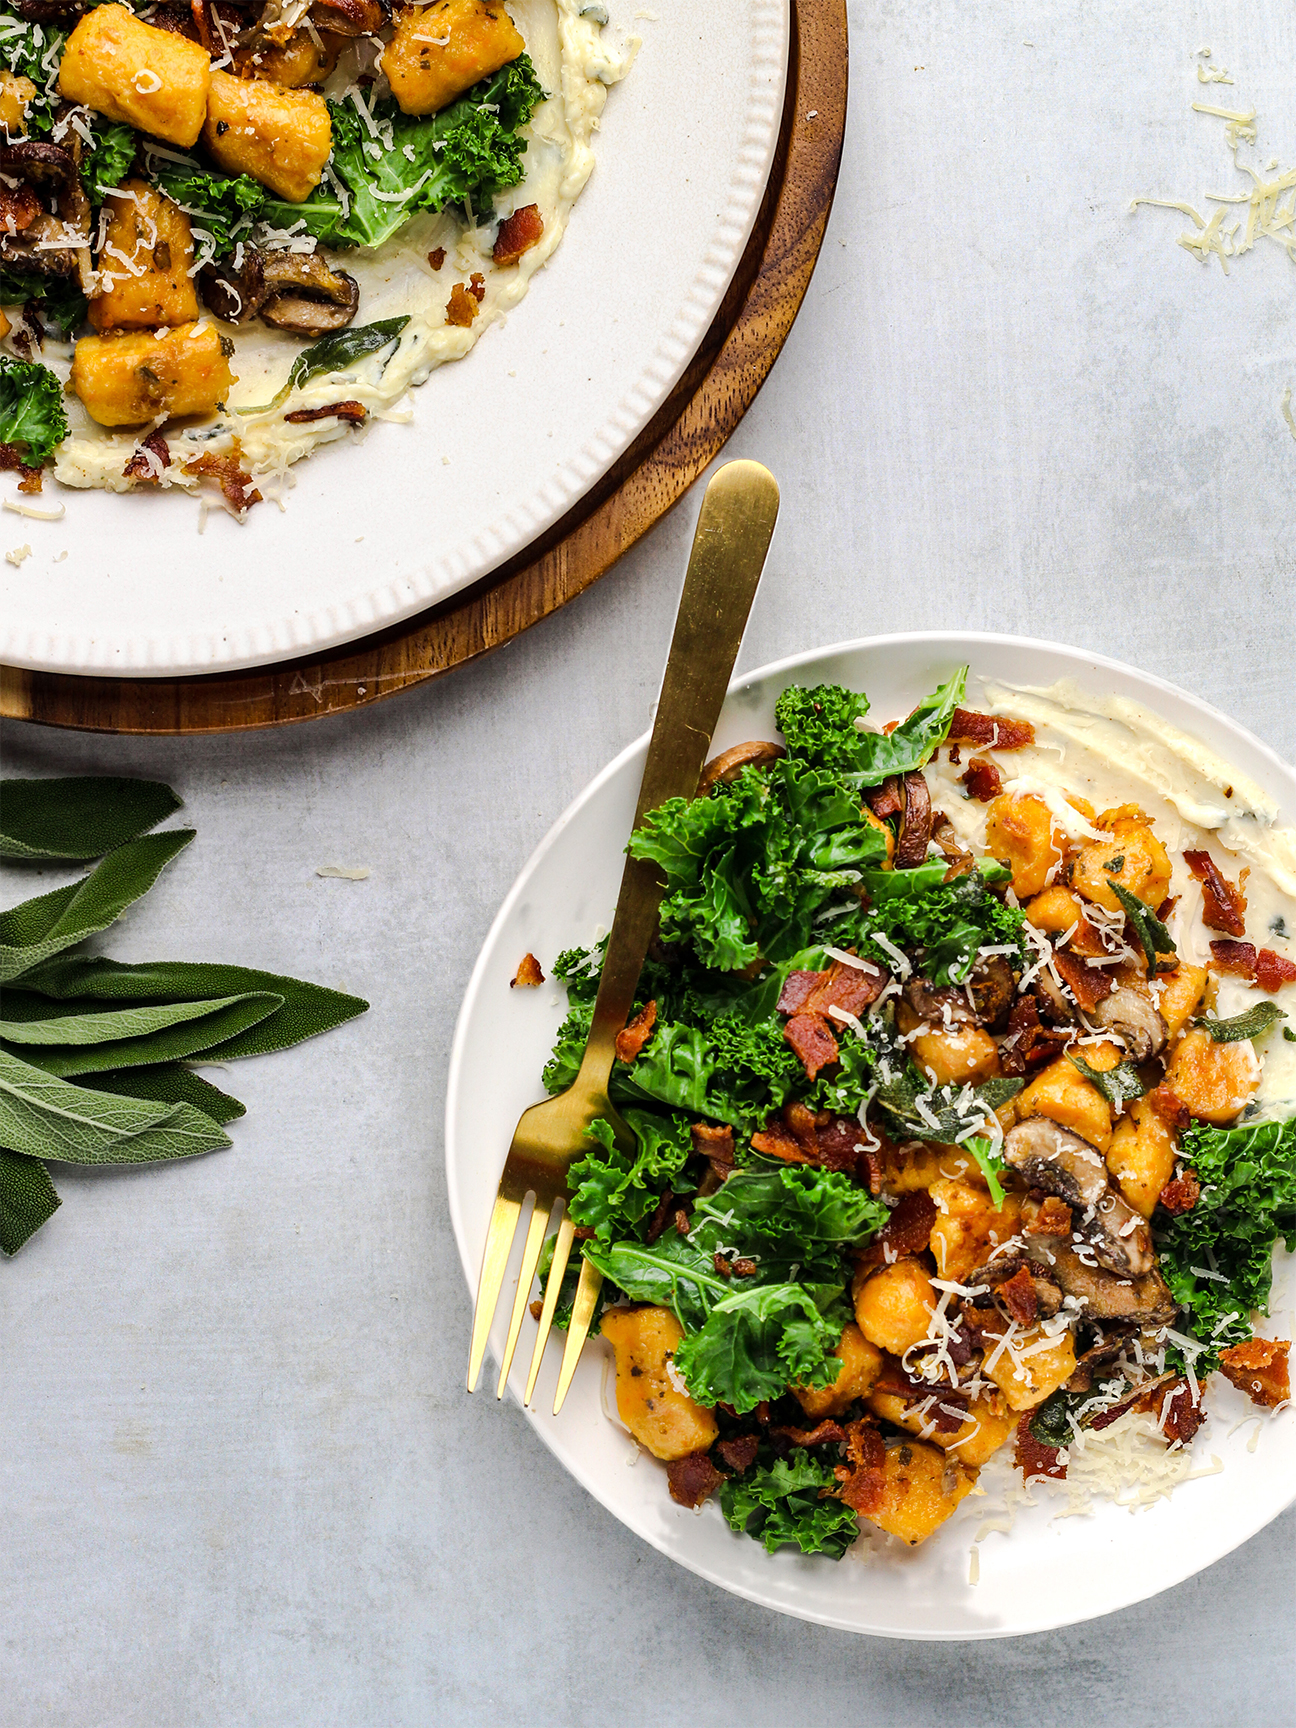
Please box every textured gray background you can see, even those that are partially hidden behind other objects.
[3,0,1296,1721]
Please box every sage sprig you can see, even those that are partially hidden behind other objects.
[0,776,369,1255]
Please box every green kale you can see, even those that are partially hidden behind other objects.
[775,669,967,785]
[846,666,967,785]
[719,1448,860,1558]
[567,1110,694,1246]
[145,153,267,257]
[1157,1115,1296,1366]
[0,356,68,466]
[82,122,136,203]
[672,1280,850,1414]
[854,857,1025,984]
[263,58,545,249]
[0,271,87,336]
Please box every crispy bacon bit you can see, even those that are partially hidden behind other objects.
[776,970,820,1014]
[122,429,171,481]
[1219,1337,1291,1409]
[1000,994,1069,1077]
[666,1451,725,1508]
[1148,1084,1192,1131]
[731,1256,758,1277]
[960,756,1003,803]
[1015,1410,1067,1481]
[690,1121,734,1169]
[1157,1377,1207,1444]
[998,1265,1040,1327]
[836,1420,886,1513]
[947,708,1035,750]
[614,999,657,1063]
[948,744,961,766]
[771,1419,846,1449]
[855,1190,937,1275]
[803,956,888,1021]
[284,400,368,426]
[1052,949,1115,1013]
[673,1207,691,1235]
[468,271,486,303]
[894,771,933,868]
[866,776,904,822]
[571,1224,596,1241]
[0,181,41,235]
[0,443,43,492]
[1157,1169,1200,1215]
[493,202,544,266]
[644,1189,675,1244]
[1184,849,1247,937]
[782,1012,840,1080]
[1256,948,1296,992]
[510,952,544,988]
[445,282,479,326]
[752,1102,876,1183]
[1209,939,1257,978]
[715,1433,760,1472]
[713,1252,732,1278]
[183,450,261,515]
[1025,1193,1073,1236]
[427,247,445,270]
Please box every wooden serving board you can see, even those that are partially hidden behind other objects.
[1,0,847,736]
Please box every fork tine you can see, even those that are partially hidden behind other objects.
[496,1202,551,1399]
[552,1258,604,1415]
[467,1192,523,1393]
[522,1213,574,1407]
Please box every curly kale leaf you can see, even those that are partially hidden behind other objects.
[82,122,136,203]
[854,857,1024,985]
[719,1448,860,1558]
[671,1280,850,1413]
[0,356,69,465]
[1157,1114,1296,1366]
[264,57,545,249]
[0,271,87,335]
[775,669,967,785]
[567,1111,694,1247]
[145,152,267,257]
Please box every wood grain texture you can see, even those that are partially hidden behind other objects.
[1,0,846,736]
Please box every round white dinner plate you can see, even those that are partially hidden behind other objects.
[445,632,1296,1638]
[0,0,787,677]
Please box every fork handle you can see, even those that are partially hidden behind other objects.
[576,461,780,1090]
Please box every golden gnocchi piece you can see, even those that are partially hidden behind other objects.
[382,0,525,117]
[1023,884,1107,956]
[897,1001,1001,1087]
[1072,805,1172,914]
[862,1439,977,1546]
[981,1322,1077,1411]
[89,181,199,332]
[0,68,36,134]
[1156,962,1209,1040]
[58,5,211,148]
[928,1179,1022,1284]
[985,793,1066,899]
[599,1305,718,1462]
[1013,1053,1113,1152]
[866,1389,1016,1468]
[1107,1096,1178,1219]
[202,70,332,203]
[852,1257,937,1357]
[1164,1027,1260,1126]
[70,324,234,428]
[793,1322,883,1420]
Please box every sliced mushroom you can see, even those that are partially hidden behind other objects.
[1026,1232,1175,1324]
[307,0,385,35]
[259,251,359,336]
[200,248,267,325]
[1004,1119,1109,1210]
[930,811,975,878]
[968,954,1015,1029]
[12,0,85,20]
[965,1251,1063,1320]
[0,139,78,189]
[1089,987,1167,1061]
[1032,968,1076,1024]
[894,770,933,869]
[904,953,1016,1031]
[698,740,785,794]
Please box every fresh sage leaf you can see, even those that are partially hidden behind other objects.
[1193,1003,1286,1044]
[0,1046,230,1164]
[78,1063,246,1124]
[0,1148,60,1255]
[1069,1052,1148,1107]
[17,955,367,1058]
[0,776,181,860]
[0,830,195,984]
[1108,880,1177,973]
[0,991,282,1076]
[288,316,410,393]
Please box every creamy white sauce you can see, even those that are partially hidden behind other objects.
[924,676,1296,1118]
[46,0,635,499]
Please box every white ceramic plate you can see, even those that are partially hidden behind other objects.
[0,0,787,677]
[446,632,1296,1638]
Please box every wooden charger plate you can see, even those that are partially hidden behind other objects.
[0,0,846,736]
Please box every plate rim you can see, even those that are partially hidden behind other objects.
[445,627,1296,1638]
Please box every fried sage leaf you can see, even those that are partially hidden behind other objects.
[0,991,282,1076]
[15,956,367,1058]
[0,777,182,861]
[1069,1052,1148,1107]
[0,1046,230,1164]
[0,831,195,984]
[0,1149,60,1257]
[1108,880,1177,973]
[1193,1003,1286,1044]
[78,1063,246,1124]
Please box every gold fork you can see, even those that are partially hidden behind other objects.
[466,459,781,1413]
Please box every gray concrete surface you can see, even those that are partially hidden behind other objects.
[3,0,1296,1721]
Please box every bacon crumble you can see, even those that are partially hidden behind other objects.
[946,708,1035,750]
[284,400,368,426]
[1184,849,1247,937]
[666,1451,725,1508]
[493,203,544,266]
[614,999,657,1063]
[510,952,544,988]
[960,756,1003,802]
[1218,1337,1291,1408]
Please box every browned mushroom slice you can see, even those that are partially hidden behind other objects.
[308,0,385,35]
[930,812,975,878]
[0,139,79,188]
[200,248,267,324]
[1088,987,1167,1061]
[1004,1119,1157,1278]
[697,740,785,794]
[1026,1230,1175,1325]
[893,770,933,868]
[259,252,359,336]
[12,0,85,20]
[966,1251,1064,1320]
